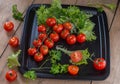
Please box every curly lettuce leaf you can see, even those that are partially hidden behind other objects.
[50,64,68,74]
[49,50,61,64]
[23,71,37,80]
[7,50,21,68]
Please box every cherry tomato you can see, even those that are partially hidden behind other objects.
[53,24,63,33]
[93,58,106,70]
[5,70,17,82]
[68,65,79,75]
[4,21,14,32]
[60,29,70,39]
[34,52,43,62]
[44,38,54,49]
[66,35,76,45]
[38,25,46,33]
[70,51,83,63]
[40,45,49,56]
[50,32,59,42]
[9,37,19,47]
[38,33,47,41]
[28,47,37,56]
[33,39,42,47]
[77,33,86,43]
[63,22,72,31]
[46,18,56,27]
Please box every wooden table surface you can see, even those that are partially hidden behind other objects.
[0,0,120,84]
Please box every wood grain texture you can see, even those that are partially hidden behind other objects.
[76,0,118,28]
[92,3,120,84]
[0,0,33,56]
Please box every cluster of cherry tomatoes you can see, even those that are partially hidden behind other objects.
[27,17,86,62]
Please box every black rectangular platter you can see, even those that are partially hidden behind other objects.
[19,4,110,80]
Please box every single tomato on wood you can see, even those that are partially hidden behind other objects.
[5,70,17,82]
[9,37,19,47]
[4,21,14,32]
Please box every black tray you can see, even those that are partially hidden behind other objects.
[19,4,110,80]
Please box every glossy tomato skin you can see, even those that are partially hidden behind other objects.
[9,37,19,47]
[4,21,14,32]
[40,45,49,56]
[53,24,63,33]
[46,18,56,27]
[28,48,37,56]
[66,35,76,45]
[38,33,47,41]
[68,65,79,75]
[93,58,106,70]
[77,33,86,43]
[33,39,42,47]
[70,51,83,63]
[34,52,43,62]
[60,29,70,39]
[63,22,72,31]
[44,38,54,49]
[5,70,17,82]
[38,25,46,33]
[50,32,59,42]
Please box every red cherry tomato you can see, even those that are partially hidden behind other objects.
[60,29,70,39]
[70,51,83,63]
[53,24,63,33]
[4,21,14,32]
[33,39,42,47]
[63,22,72,31]
[28,47,37,56]
[68,65,79,75]
[38,33,47,41]
[44,38,54,49]
[66,35,76,45]
[38,25,46,33]
[93,58,106,70]
[9,37,19,47]
[34,52,43,62]
[77,33,86,43]
[50,32,59,42]
[5,70,17,82]
[46,18,56,27]
[40,45,49,56]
